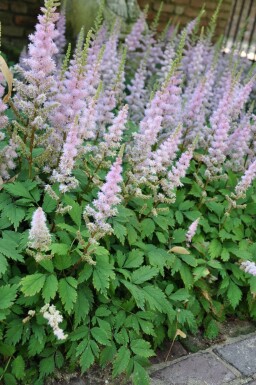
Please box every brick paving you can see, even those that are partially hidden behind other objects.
[150,333,256,385]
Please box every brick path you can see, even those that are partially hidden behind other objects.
[150,333,256,385]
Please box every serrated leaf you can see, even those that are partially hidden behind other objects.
[131,266,159,284]
[113,221,127,244]
[170,288,189,302]
[21,273,46,297]
[132,361,150,385]
[121,280,145,309]
[112,346,130,377]
[42,274,58,302]
[55,351,64,369]
[39,356,55,378]
[12,355,25,380]
[3,204,26,230]
[227,281,242,309]
[124,249,144,269]
[91,327,111,346]
[93,255,115,294]
[0,239,23,261]
[64,195,82,227]
[4,182,33,200]
[142,285,170,313]
[42,193,57,213]
[0,284,18,309]
[80,345,95,373]
[4,373,17,385]
[209,239,222,259]
[172,229,186,244]
[140,218,155,238]
[130,339,154,357]
[127,224,137,245]
[180,263,193,288]
[59,277,77,313]
[5,319,23,345]
[50,243,69,256]
[204,319,219,339]
[0,253,8,276]
[74,287,90,327]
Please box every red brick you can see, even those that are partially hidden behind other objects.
[3,25,24,37]
[175,5,185,15]
[14,15,36,27]
[0,0,9,11]
[0,12,13,25]
[190,0,206,7]
[172,0,190,4]
[138,0,153,9]
[11,2,28,14]
[153,2,175,13]
[184,7,200,17]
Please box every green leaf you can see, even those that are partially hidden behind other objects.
[42,193,57,213]
[5,319,23,345]
[112,346,130,377]
[21,273,46,297]
[74,287,90,327]
[42,274,58,302]
[80,345,95,373]
[4,373,17,385]
[113,221,127,244]
[127,225,137,245]
[209,239,222,259]
[206,201,224,217]
[55,351,64,369]
[131,266,159,284]
[93,255,115,294]
[132,361,150,385]
[124,249,144,269]
[180,263,193,288]
[50,243,69,256]
[172,229,186,244]
[142,285,170,313]
[12,355,25,380]
[3,204,26,230]
[59,277,77,313]
[204,319,219,339]
[4,182,34,200]
[220,248,230,261]
[175,211,184,225]
[0,239,23,261]
[91,327,111,346]
[227,281,242,309]
[122,280,145,309]
[130,339,154,357]
[39,356,55,378]
[140,218,155,238]
[170,289,189,302]
[0,253,8,276]
[0,284,18,309]
[64,195,82,227]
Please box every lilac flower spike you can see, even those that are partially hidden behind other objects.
[235,159,256,198]
[0,73,8,131]
[186,218,200,246]
[85,157,123,235]
[28,207,51,251]
[162,146,194,198]
[103,105,128,154]
[240,261,256,276]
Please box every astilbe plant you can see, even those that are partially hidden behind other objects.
[1,1,256,385]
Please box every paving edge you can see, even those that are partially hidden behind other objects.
[149,332,256,381]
